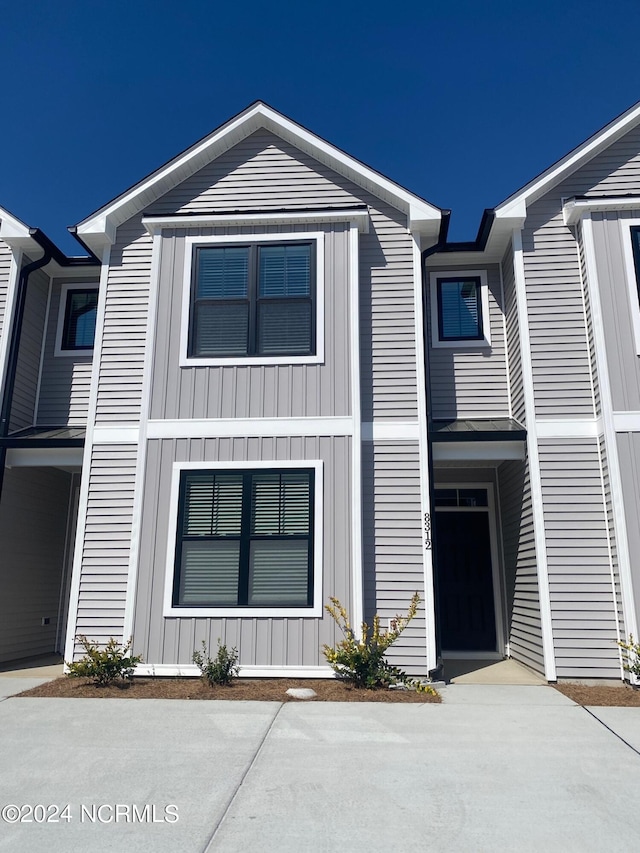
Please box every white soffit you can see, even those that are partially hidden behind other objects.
[75,102,442,251]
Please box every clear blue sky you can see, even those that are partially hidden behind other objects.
[1,0,639,254]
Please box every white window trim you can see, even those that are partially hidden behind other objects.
[179,231,325,367]
[163,459,324,618]
[429,269,491,348]
[54,282,99,358]
[619,218,640,357]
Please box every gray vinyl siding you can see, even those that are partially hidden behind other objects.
[599,434,625,641]
[70,443,138,654]
[589,210,640,411]
[362,442,427,677]
[502,240,525,424]
[0,466,72,663]
[498,459,545,675]
[0,241,13,350]
[150,224,351,420]
[577,222,602,417]
[615,431,640,631]
[538,438,621,679]
[426,264,509,419]
[36,278,97,426]
[132,435,353,669]
[94,218,152,425]
[9,266,49,432]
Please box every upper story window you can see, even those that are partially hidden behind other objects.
[181,232,325,366]
[55,283,99,356]
[429,269,491,348]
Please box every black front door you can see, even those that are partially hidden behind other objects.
[435,511,496,651]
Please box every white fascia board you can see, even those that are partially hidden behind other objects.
[564,196,640,226]
[146,416,353,439]
[496,101,640,216]
[0,208,31,242]
[142,208,370,234]
[135,663,335,678]
[75,102,440,242]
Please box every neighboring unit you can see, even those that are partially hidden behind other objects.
[1,100,640,682]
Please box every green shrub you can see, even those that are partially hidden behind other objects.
[322,592,420,689]
[66,635,142,686]
[192,639,239,686]
[618,635,640,680]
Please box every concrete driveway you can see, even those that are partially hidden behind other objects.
[0,685,638,852]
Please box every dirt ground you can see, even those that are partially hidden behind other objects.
[553,683,640,707]
[17,676,441,703]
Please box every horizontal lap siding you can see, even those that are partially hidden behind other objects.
[616,432,640,628]
[37,279,96,426]
[427,264,509,419]
[95,219,152,425]
[10,268,48,431]
[72,444,138,653]
[538,439,620,679]
[498,460,544,675]
[362,442,427,676]
[599,434,625,640]
[502,241,525,423]
[133,436,352,668]
[0,242,12,349]
[151,224,350,420]
[0,466,71,662]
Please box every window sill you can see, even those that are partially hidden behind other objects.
[179,354,325,367]
[431,339,491,350]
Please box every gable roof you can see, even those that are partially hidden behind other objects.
[495,99,640,220]
[73,101,442,253]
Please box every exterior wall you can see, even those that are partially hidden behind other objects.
[615,431,640,630]
[425,263,509,419]
[0,241,13,349]
[133,436,352,668]
[9,266,49,431]
[498,460,545,675]
[362,441,427,676]
[502,240,524,423]
[0,466,72,662]
[150,223,351,420]
[36,277,97,426]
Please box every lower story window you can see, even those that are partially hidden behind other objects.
[173,468,314,608]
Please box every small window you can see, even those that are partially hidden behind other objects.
[630,227,640,298]
[173,468,315,608]
[55,284,99,356]
[429,270,491,348]
[189,242,315,358]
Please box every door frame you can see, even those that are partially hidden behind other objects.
[434,481,506,658]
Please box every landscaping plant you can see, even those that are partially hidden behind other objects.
[322,592,421,689]
[66,635,142,686]
[192,639,239,686]
[618,635,640,681]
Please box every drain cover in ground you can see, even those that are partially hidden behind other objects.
[286,688,317,700]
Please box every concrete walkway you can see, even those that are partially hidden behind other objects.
[0,685,639,852]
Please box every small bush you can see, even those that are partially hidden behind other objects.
[192,639,239,686]
[322,593,420,689]
[618,635,640,680]
[66,636,142,686]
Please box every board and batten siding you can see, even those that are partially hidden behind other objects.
[9,266,49,432]
[70,443,138,654]
[538,438,621,679]
[498,460,545,675]
[0,241,13,351]
[151,223,351,420]
[36,278,97,426]
[362,441,427,676]
[132,435,352,668]
[147,129,418,422]
[425,264,509,419]
[0,466,72,662]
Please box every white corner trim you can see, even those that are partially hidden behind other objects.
[431,440,525,462]
[535,418,602,438]
[142,208,370,234]
[619,218,640,357]
[513,229,557,682]
[349,223,364,635]
[162,459,324,619]
[178,231,325,368]
[429,269,491,348]
[613,412,640,432]
[361,421,420,442]
[64,246,111,662]
[146,416,353,440]
[413,234,437,672]
[92,426,141,444]
[582,215,639,645]
[53,282,99,358]
[564,196,640,226]
[134,663,336,678]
